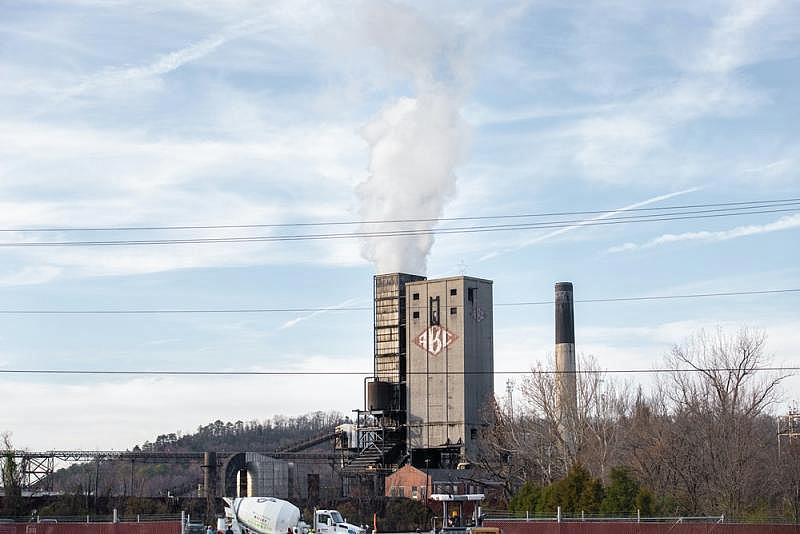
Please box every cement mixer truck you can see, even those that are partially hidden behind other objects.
[224,497,366,534]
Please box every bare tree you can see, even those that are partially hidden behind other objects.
[661,327,788,517]
[479,327,790,517]
[577,356,631,482]
[520,354,630,483]
[520,360,570,480]
[474,397,540,503]
[779,437,800,522]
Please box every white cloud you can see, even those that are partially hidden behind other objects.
[740,157,796,182]
[0,266,62,287]
[608,213,800,253]
[696,0,786,75]
[564,76,762,184]
[606,242,636,254]
[541,1,789,185]
[463,101,619,126]
[1,354,367,450]
[570,116,662,181]
[0,118,369,282]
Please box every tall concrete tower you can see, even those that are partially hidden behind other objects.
[405,276,494,469]
[555,282,577,441]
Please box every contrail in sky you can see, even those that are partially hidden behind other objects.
[279,297,363,330]
[479,186,702,261]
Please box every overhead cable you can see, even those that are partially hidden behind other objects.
[0,205,797,247]
[0,367,797,376]
[0,288,796,314]
[1,197,797,233]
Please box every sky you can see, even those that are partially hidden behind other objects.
[0,0,799,451]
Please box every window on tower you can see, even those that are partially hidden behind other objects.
[430,296,440,325]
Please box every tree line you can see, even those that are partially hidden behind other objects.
[477,327,800,522]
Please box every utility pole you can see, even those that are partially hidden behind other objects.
[94,460,100,513]
[129,459,135,497]
[506,379,514,420]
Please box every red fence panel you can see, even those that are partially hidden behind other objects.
[485,519,800,534]
[1,522,180,534]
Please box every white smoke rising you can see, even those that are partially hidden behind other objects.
[358,90,466,274]
[357,3,469,275]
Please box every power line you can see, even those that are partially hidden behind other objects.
[1,197,797,233]
[0,367,797,376]
[500,288,800,306]
[0,205,797,247]
[0,288,796,314]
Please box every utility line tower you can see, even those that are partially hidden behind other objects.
[778,409,800,458]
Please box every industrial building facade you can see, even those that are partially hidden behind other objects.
[374,273,426,384]
[223,452,339,503]
[230,273,496,501]
[405,276,494,468]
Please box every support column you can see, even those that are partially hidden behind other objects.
[203,452,218,525]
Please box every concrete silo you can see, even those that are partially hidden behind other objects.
[405,276,494,469]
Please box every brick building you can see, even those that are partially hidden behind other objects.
[384,465,486,524]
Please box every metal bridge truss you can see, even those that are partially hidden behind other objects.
[4,449,347,491]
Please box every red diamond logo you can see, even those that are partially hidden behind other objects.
[414,325,457,355]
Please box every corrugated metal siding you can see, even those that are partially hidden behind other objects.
[373,273,426,384]
[246,452,289,498]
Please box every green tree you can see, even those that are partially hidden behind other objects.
[536,464,604,515]
[2,432,23,517]
[509,481,540,515]
[634,488,654,516]
[382,498,432,532]
[600,467,639,515]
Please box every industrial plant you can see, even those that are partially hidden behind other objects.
[218,272,501,501]
[214,271,580,508]
[6,272,582,510]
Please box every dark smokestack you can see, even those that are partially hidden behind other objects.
[555,282,576,457]
[555,282,574,344]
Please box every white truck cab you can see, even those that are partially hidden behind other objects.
[313,510,365,534]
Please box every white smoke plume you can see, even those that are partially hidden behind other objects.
[357,3,469,275]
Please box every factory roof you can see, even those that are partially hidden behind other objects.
[405,275,493,285]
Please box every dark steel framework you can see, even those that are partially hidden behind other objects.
[4,449,349,492]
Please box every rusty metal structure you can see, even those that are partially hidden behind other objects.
[373,272,426,383]
[343,273,425,478]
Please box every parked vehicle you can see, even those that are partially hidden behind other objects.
[224,497,365,534]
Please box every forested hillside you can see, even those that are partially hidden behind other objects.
[137,411,346,453]
[48,411,346,498]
